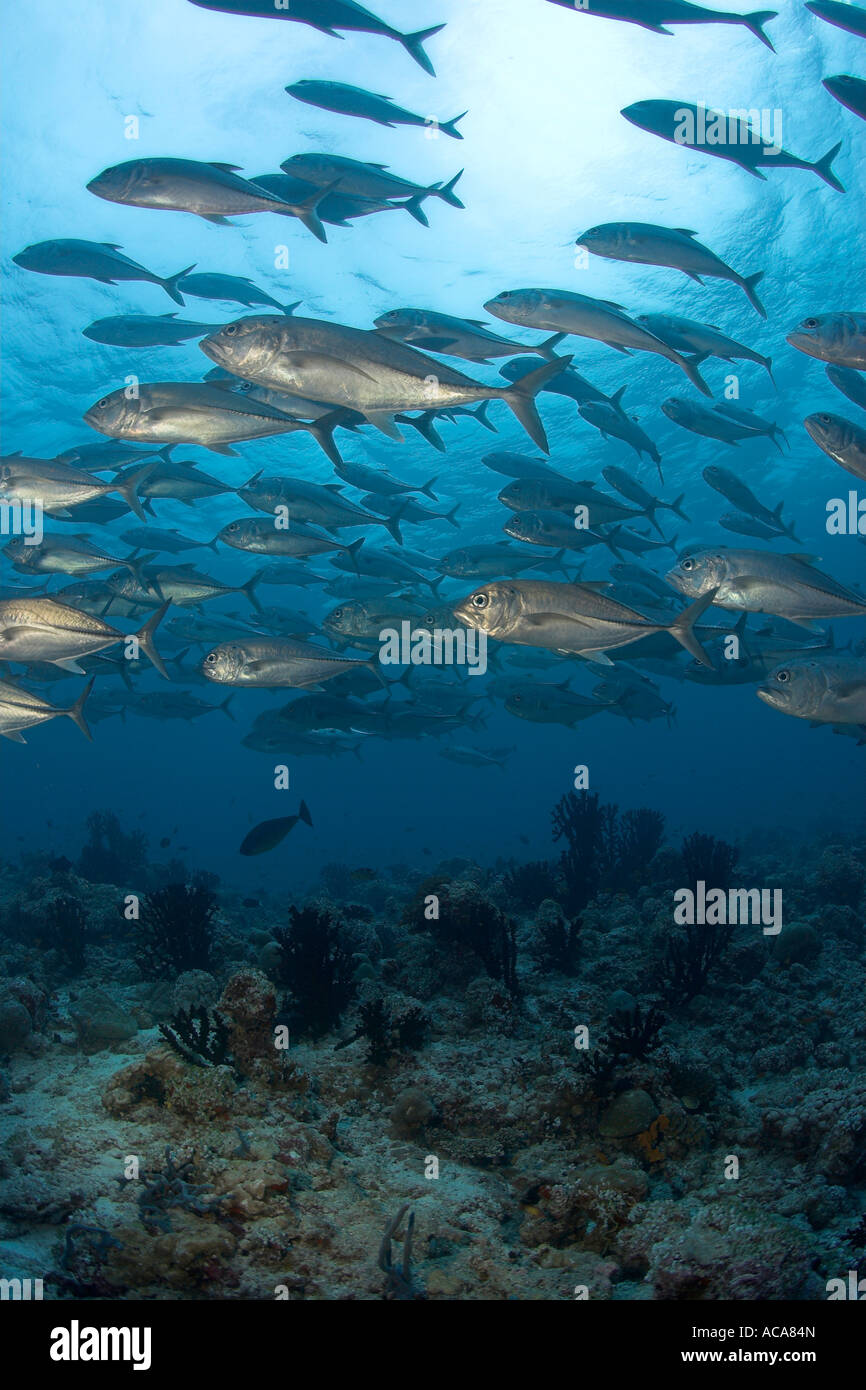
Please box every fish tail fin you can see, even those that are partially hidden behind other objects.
[64,677,95,742]
[762,355,777,387]
[741,270,767,318]
[404,410,445,452]
[383,510,403,545]
[290,184,335,242]
[427,574,445,597]
[670,492,691,523]
[134,600,171,679]
[399,22,446,76]
[402,194,429,226]
[345,537,364,571]
[281,300,302,316]
[115,460,156,522]
[298,798,313,828]
[814,141,844,193]
[536,332,566,361]
[502,354,572,453]
[743,10,777,49]
[667,587,719,667]
[441,111,468,141]
[680,353,713,399]
[162,263,196,306]
[603,529,624,561]
[125,550,159,585]
[307,410,345,465]
[473,400,497,432]
[420,475,439,500]
[433,169,464,208]
[665,531,680,555]
[646,507,667,539]
[241,571,264,613]
[219,694,236,722]
[445,503,461,530]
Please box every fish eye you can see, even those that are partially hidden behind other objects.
[819,414,831,425]
[96,399,108,409]
[205,652,217,664]
[333,608,343,619]
[513,693,522,703]
[681,558,695,571]
[775,669,790,683]
[803,318,818,330]
[227,522,238,532]
[472,593,489,609]
[224,324,238,336]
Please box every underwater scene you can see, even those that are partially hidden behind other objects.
[1,0,865,1321]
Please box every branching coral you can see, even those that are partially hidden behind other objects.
[137,881,217,979]
[656,920,733,1006]
[77,810,149,887]
[552,791,666,911]
[680,830,739,890]
[159,1006,230,1068]
[43,895,88,975]
[378,1204,423,1300]
[272,905,356,1038]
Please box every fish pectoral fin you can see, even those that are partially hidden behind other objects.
[209,162,243,172]
[53,658,87,673]
[524,612,593,631]
[363,411,405,440]
[684,272,705,285]
[286,350,377,382]
[1,730,27,743]
[198,214,234,225]
[415,335,460,351]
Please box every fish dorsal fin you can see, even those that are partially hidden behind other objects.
[674,228,698,237]
[324,483,344,492]
[210,162,243,173]
[100,242,123,250]
[159,313,179,319]
[577,479,597,487]
[786,553,820,566]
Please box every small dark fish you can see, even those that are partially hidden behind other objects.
[239,800,313,856]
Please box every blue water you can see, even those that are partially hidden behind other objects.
[2,0,863,889]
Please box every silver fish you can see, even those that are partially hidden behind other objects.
[200,315,567,452]
[202,637,380,688]
[576,222,766,316]
[87,157,334,240]
[666,547,866,624]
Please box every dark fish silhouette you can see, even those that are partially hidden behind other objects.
[239,800,313,856]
